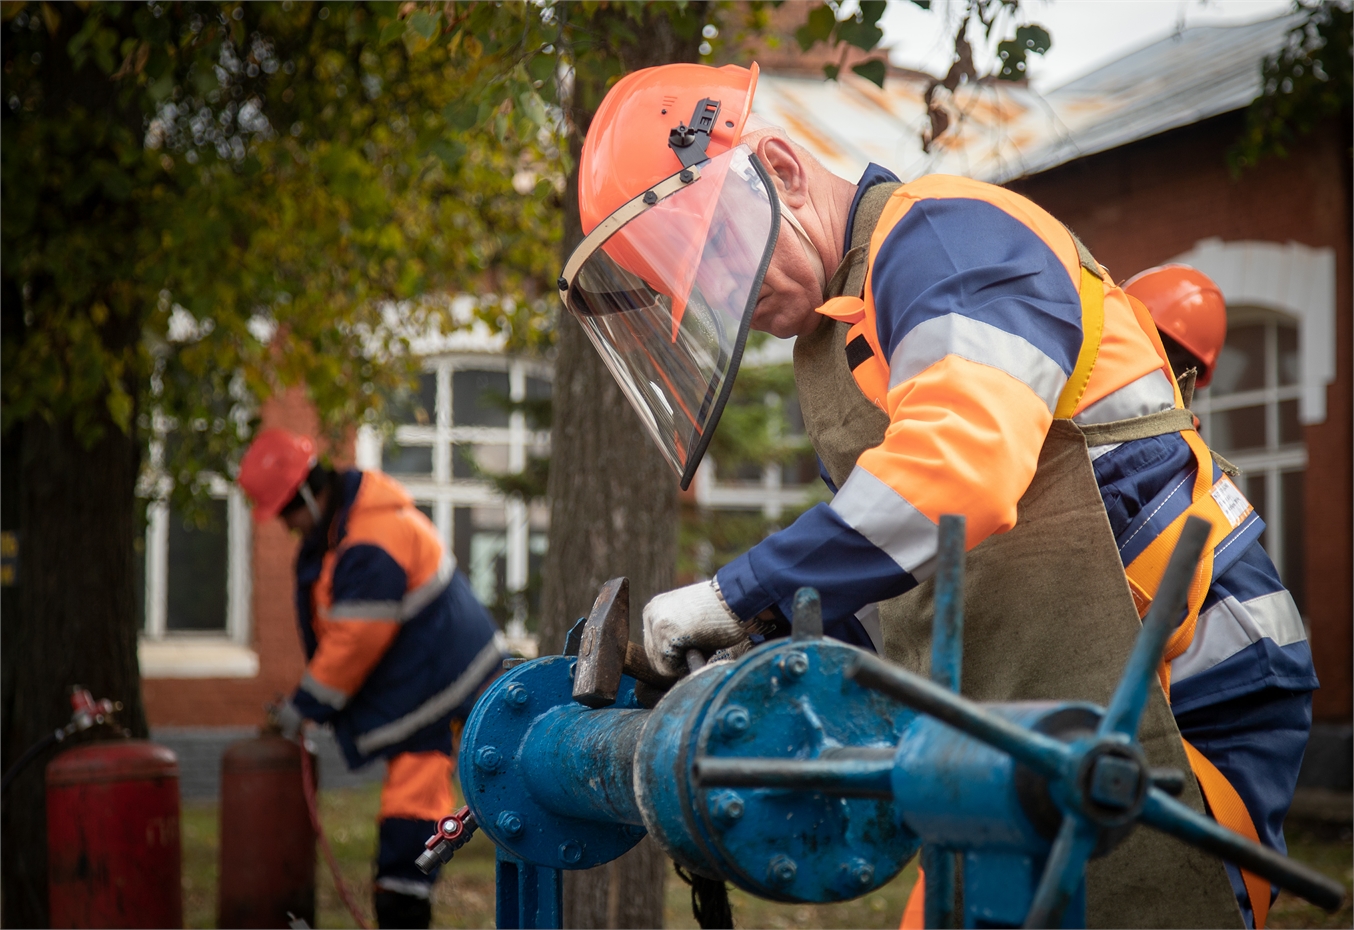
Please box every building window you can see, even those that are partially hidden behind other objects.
[1193,307,1306,612]
[138,477,257,678]
[363,354,551,651]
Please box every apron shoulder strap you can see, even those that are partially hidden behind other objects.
[1077,408,1195,446]
[823,182,902,300]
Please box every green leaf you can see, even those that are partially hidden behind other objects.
[431,138,467,169]
[795,4,837,52]
[527,52,556,87]
[823,63,840,81]
[851,59,887,88]
[837,17,883,52]
[517,92,550,131]
[409,10,442,41]
[443,100,479,132]
[1016,24,1051,56]
[859,1,888,27]
[909,0,931,9]
[378,18,406,47]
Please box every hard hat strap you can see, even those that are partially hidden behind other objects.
[298,483,323,524]
[779,203,826,298]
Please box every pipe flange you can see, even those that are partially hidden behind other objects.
[459,656,645,869]
[687,639,920,903]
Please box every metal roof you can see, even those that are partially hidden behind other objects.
[751,12,1300,185]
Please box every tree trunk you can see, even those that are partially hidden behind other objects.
[1,410,148,929]
[539,7,705,927]
[1,10,150,921]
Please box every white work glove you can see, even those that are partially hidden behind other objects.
[265,698,304,741]
[643,580,748,678]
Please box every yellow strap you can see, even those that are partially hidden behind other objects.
[1054,266,1105,419]
[1182,740,1271,928]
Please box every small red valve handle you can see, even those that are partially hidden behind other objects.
[416,807,478,874]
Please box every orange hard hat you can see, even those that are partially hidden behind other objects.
[580,63,761,329]
[1123,264,1227,386]
[238,428,316,522]
[580,62,760,235]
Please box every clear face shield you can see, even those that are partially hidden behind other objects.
[559,145,780,489]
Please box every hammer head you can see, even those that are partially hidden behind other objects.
[572,577,630,708]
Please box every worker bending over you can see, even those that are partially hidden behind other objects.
[558,62,1315,928]
[239,429,504,930]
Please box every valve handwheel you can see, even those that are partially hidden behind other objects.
[849,516,1345,927]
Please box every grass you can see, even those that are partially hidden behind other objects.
[183,782,1351,929]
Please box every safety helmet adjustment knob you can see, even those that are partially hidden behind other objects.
[667,97,722,169]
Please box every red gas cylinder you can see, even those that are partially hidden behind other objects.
[218,734,317,928]
[46,740,182,929]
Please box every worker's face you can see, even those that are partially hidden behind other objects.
[749,217,825,339]
[281,505,315,537]
[745,135,825,340]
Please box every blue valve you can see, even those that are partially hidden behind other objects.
[443,515,1344,930]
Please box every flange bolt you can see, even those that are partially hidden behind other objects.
[778,652,809,679]
[844,858,874,888]
[720,705,750,738]
[559,841,584,865]
[506,684,530,708]
[497,811,524,836]
[475,746,503,773]
[767,855,797,886]
[710,791,745,825]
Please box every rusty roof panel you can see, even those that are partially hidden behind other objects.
[752,13,1298,185]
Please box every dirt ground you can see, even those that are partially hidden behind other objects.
[181,782,1352,929]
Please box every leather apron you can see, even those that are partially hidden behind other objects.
[791,195,1243,928]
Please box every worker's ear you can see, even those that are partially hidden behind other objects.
[754,136,808,209]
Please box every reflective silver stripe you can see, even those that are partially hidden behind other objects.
[887,314,1067,413]
[1087,442,1123,462]
[1074,369,1175,426]
[300,670,349,710]
[830,466,939,578]
[1171,589,1307,683]
[375,877,432,898]
[328,600,402,621]
[354,638,504,755]
[401,554,454,620]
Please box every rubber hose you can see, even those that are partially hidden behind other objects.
[1,731,60,794]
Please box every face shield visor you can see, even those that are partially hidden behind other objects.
[559,144,780,490]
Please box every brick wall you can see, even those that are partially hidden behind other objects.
[1007,112,1353,722]
[143,388,352,728]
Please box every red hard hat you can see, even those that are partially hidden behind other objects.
[238,428,316,522]
[1123,264,1227,387]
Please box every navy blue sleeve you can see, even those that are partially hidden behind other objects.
[330,544,407,610]
[716,503,917,632]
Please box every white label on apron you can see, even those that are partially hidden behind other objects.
[1210,476,1252,528]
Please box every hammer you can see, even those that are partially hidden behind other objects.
[572,577,688,708]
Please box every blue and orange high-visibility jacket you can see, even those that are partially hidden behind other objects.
[716,165,1317,926]
[290,469,503,769]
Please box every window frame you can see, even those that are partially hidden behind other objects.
[361,353,551,646]
[1193,306,1307,603]
[138,472,257,679]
